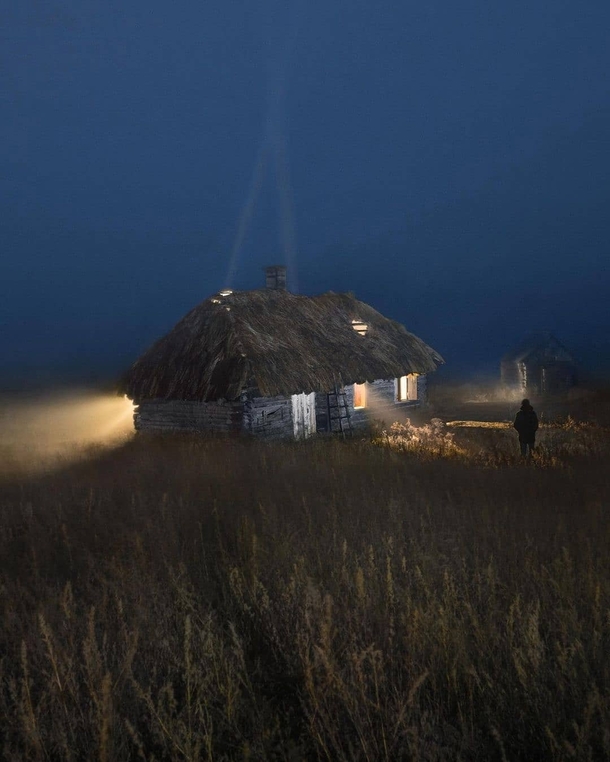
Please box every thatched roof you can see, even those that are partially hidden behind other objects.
[502,332,576,364]
[122,289,444,401]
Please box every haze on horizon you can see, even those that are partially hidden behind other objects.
[2,0,609,387]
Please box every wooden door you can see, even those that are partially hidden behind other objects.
[291,392,316,439]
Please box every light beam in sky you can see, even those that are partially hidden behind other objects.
[224,137,271,288]
[224,1,304,291]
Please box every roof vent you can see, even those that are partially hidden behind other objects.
[264,265,287,291]
[351,319,368,336]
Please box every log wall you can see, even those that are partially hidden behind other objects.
[134,375,429,438]
[243,394,294,439]
[417,374,428,403]
[315,375,428,433]
[134,399,244,433]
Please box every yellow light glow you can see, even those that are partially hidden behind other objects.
[351,319,368,336]
[398,375,408,401]
[354,383,367,408]
[219,289,233,297]
[0,390,135,476]
[397,374,418,401]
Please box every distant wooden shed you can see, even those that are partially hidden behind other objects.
[501,333,578,395]
[121,266,443,438]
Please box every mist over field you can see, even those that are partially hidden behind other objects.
[2,0,610,757]
[2,398,610,759]
[0,389,134,474]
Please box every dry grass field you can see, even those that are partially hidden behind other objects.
[1,389,610,760]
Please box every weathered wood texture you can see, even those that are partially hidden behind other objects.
[501,334,577,395]
[315,376,428,433]
[417,374,427,402]
[315,387,352,434]
[135,396,295,439]
[291,392,317,439]
[367,376,428,427]
[135,376,429,438]
[243,394,294,439]
[134,400,244,433]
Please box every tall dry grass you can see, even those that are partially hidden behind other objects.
[1,418,609,760]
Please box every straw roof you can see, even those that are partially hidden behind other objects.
[122,289,444,401]
[502,332,575,364]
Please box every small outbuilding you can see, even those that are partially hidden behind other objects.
[121,266,443,439]
[501,332,578,395]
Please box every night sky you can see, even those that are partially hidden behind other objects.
[2,1,609,386]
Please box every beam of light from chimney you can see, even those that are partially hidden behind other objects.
[224,1,305,290]
[224,137,271,289]
[274,123,299,294]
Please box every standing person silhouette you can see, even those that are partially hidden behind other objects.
[513,399,539,457]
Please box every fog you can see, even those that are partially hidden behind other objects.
[0,390,134,475]
[3,3,609,384]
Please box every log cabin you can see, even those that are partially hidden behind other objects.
[121,266,443,438]
[501,332,578,395]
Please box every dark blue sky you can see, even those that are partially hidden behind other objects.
[2,0,609,384]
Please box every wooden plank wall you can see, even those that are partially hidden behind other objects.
[345,382,367,430]
[360,378,426,428]
[135,394,295,439]
[134,377,429,438]
[417,374,428,402]
[243,394,294,439]
[134,399,244,433]
[291,392,317,439]
[315,376,428,433]
[315,386,346,433]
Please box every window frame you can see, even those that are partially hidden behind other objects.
[396,374,418,402]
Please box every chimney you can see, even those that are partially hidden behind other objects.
[264,265,287,291]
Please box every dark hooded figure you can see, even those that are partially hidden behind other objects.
[513,399,538,457]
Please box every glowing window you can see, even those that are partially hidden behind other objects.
[353,383,367,408]
[397,374,418,401]
[397,375,408,401]
[351,319,368,336]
